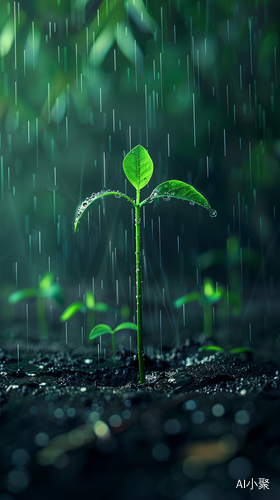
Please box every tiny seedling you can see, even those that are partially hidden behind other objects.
[198,345,254,360]
[198,235,260,315]
[174,278,240,338]
[59,291,114,335]
[74,145,216,383]
[8,272,65,337]
[89,322,137,362]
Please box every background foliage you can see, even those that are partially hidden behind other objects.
[0,0,279,354]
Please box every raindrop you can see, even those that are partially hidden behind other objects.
[114,191,121,199]
[209,209,217,218]
[162,196,171,201]
[189,201,195,206]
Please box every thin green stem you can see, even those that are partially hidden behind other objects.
[111,332,116,363]
[203,304,212,339]
[37,296,48,338]
[135,188,145,383]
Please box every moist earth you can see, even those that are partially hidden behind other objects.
[0,343,279,500]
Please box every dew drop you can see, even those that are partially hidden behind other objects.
[209,209,217,218]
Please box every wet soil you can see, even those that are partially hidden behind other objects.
[0,343,280,500]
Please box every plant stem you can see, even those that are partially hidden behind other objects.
[37,297,48,338]
[135,189,145,383]
[111,332,116,363]
[204,304,212,339]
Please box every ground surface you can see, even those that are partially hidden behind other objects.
[0,343,279,500]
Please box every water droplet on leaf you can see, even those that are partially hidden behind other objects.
[209,209,217,218]
[189,202,195,206]
[162,196,171,201]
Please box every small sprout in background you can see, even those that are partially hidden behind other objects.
[89,322,137,363]
[198,344,255,360]
[198,235,260,316]
[174,278,240,339]
[75,145,216,382]
[121,305,131,320]
[201,278,223,338]
[59,291,114,337]
[8,272,65,338]
[59,301,87,322]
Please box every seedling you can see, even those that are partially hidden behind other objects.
[8,272,65,337]
[59,291,114,335]
[198,345,254,360]
[174,278,239,338]
[89,322,137,362]
[198,235,260,315]
[74,144,216,383]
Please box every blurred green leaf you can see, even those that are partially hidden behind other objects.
[0,18,14,56]
[86,291,95,309]
[8,288,37,304]
[198,346,225,352]
[39,272,54,291]
[174,292,201,308]
[230,347,254,354]
[59,302,85,322]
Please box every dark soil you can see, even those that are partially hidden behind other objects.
[0,343,280,500]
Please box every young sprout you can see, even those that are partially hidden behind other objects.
[8,272,65,337]
[198,345,254,359]
[59,291,113,336]
[198,235,260,315]
[174,278,240,338]
[74,145,216,383]
[89,322,137,363]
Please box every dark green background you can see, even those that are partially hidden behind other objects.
[0,0,279,357]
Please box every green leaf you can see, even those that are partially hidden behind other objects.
[89,324,113,340]
[8,288,37,304]
[198,345,225,352]
[39,272,54,290]
[59,302,85,322]
[113,322,137,333]
[230,347,254,354]
[74,190,134,232]
[123,145,153,191]
[86,291,95,309]
[174,292,201,308]
[146,180,216,216]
